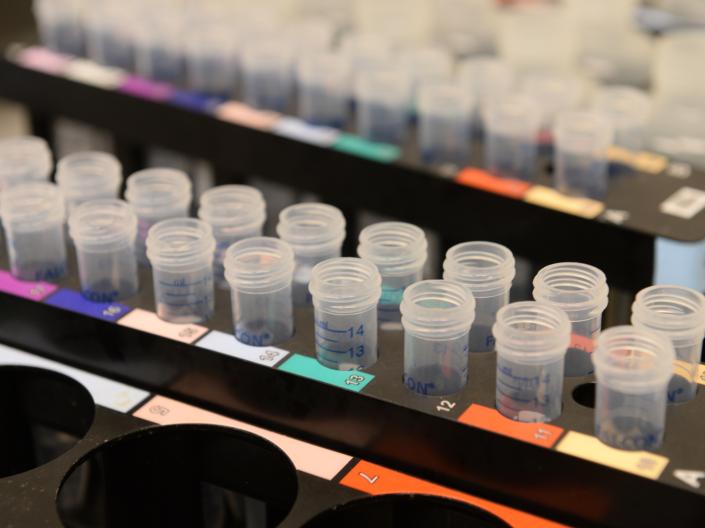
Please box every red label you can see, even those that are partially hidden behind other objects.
[457,404,563,448]
[455,168,532,199]
[340,460,566,528]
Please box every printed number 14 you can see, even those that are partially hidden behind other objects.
[349,324,365,338]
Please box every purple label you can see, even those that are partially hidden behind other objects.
[44,289,131,322]
[119,75,175,102]
[0,270,58,301]
[169,90,225,113]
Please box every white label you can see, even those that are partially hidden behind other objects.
[674,469,705,489]
[196,330,289,367]
[660,187,705,219]
[0,344,150,412]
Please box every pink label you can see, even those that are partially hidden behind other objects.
[16,46,72,75]
[117,308,208,344]
[134,395,352,480]
[215,101,281,130]
[0,270,58,301]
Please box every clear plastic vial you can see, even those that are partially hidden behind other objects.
[592,86,652,151]
[309,257,382,370]
[533,262,609,377]
[400,280,476,396]
[276,203,346,307]
[593,326,675,451]
[297,52,351,128]
[56,151,123,213]
[355,69,412,146]
[198,185,266,290]
[632,285,705,404]
[0,136,53,193]
[0,182,67,282]
[125,168,192,266]
[224,237,295,347]
[417,83,474,167]
[553,111,615,199]
[443,242,516,352]
[241,39,295,113]
[146,218,216,324]
[493,301,571,423]
[69,199,139,302]
[357,222,428,324]
[482,94,542,181]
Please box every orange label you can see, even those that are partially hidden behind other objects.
[570,333,595,353]
[340,460,566,528]
[457,404,563,448]
[455,168,532,199]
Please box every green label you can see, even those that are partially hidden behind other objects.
[333,134,401,163]
[278,354,374,392]
[380,286,404,306]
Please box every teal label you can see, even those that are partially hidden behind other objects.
[380,286,404,306]
[333,134,401,163]
[278,354,374,392]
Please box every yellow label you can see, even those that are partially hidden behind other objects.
[524,186,605,219]
[607,146,668,175]
[697,364,705,385]
[556,431,669,480]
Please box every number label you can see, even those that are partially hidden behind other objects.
[359,472,378,484]
[345,374,365,386]
[436,400,456,413]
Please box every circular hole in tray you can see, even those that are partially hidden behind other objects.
[57,424,298,528]
[302,494,512,527]
[572,382,596,408]
[0,365,94,478]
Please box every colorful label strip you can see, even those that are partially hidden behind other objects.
[333,134,401,163]
[0,270,58,301]
[278,354,375,392]
[134,395,352,480]
[44,289,132,322]
[117,308,209,344]
[196,330,290,367]
[340,460,566,528]
[458,404,564,448]
[455,168,532,199]
[0,344,149,412]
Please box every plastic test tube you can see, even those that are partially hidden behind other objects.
[400,46,453,111]
[520,72,586,135]
[592,86,652,151]
[133,15,186,86]
[125,168,192,266]
[355,69,412,146]
[309,257,382,370]
[400,280,476,396]
[33,0,86,56]
[533,262,609,377]
[417,83,474,167]
[198,185,266,290]
[146,218,215,324]
[241,39,295,113]
[184,24,239,97]
[297,52,352,128]
[482,94,542,181]
[68,199,139,302]
[276,203,346,307]
[553,111,615,199]
[493,301,571,423]
[0,136,53,193]
[56,151,122,213]
[593,326,675,450]
[224,237,295,346]
[443,242,516,352]
[357,222,428,323]
[0,182,67,282]
[457,57,514,118]
[632,285,705,404]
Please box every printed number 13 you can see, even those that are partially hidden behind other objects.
[349,345,365,358]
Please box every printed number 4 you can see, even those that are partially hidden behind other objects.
[436,400,456,413]
[349,324,365,338]
[359,472,378,484]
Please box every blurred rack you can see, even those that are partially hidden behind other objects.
[4,56,705,297]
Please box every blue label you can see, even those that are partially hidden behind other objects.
[169,90,225,113]
[44,289,131,322]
